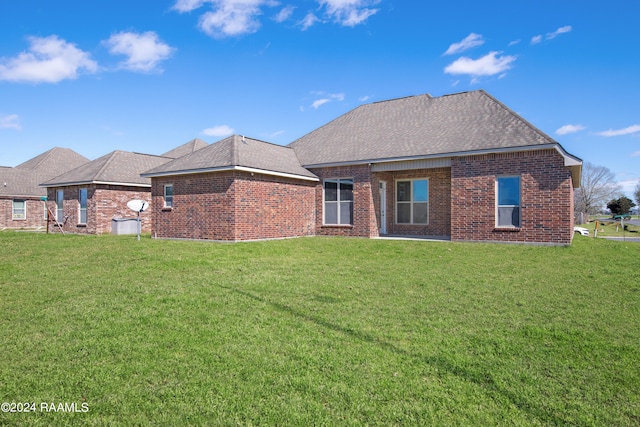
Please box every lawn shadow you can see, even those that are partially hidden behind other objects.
[219,285,568,425]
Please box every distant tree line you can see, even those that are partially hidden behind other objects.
[574,162,640,216]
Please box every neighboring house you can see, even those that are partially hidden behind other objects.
[0,147,89,229]
[41,151,174,234]
[161,138,208,158]
[142,135,318,241]
[142,90,582,245]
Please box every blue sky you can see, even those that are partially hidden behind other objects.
[1,1,638,197]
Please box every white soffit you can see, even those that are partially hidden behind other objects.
[371,157,452,172]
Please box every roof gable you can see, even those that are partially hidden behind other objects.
[289,90,559,166]
[143,135,317,180]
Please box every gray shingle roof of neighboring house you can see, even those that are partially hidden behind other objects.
[16,147,89,181]
[142,135,318,181]
[162,138,209,159]
[289,90,580,167]
[0,168,45,198]
[1,147,89,198]
[41,151,173,187]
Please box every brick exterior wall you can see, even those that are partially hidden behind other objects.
[450,149,575,245]
[46,185,152,234]
[0,198,47,229]
[146,150,575,245]
[150,171,316,241]
[309,165,379,238]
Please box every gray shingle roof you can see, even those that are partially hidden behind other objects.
[0,168,46,198]
[142,135,317,180]
[289,90,561,166]
[162,138,209,159]
[16,147,89,181]
[41,151,173,187]
[1,147,89,198]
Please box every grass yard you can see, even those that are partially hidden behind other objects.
[0,232,639,426]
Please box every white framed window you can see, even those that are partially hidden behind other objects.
[323,178,353,225]
[496,176,521,228]
[396,179,428,224]
[79,188,88,224]
[56,190,64,223]
[12,199,25,220]
[164,184,173,208]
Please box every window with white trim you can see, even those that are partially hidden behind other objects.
[324,178,353,225]
[164,184,173,208]
[497,176,521,228]
[12,199,25,220]
[56,190,64,223]
[79,188,88,224]
[396,179,428,224]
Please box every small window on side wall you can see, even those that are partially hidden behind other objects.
[12,199,25,220]
[497,176,521,227]
[79,188,88,224]
[56,190,64,223]
[164,184,173,208]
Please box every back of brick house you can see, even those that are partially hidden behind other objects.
[143,90,581,245]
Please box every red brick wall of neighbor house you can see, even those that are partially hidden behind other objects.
[46,185,152,234]
[450,149,575,244]
[151,173,237,241]
[0,198,47,229]
[374,168,452,238]
[150,171,316,241]
[309,165,379,238]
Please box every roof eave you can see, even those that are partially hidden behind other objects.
[40,180,151,188]
[302,144,582,169]
[142,165,319,182]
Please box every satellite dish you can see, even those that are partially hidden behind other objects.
[127,199,149,213]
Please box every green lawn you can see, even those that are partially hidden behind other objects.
[0,232,638,426]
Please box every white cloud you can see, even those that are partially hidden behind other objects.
[309,92,345,109]
[444,51,516,77]
[318,0,379,27]
[312,99,331,109]
[0,35,98,84]
[443,33,484,56]
[202,125,234,137]
[0,114,21,130]
[104,31,175,73]
[556,124,585,135]
[547,25,572,39]
[596,125,640,137]
[200,3,264,37]
[532,25,572,45]
[172,0,208,12]
[301,12,320,30]
[274,5,295,23]
[173,0,273,38]
[632,151,640,157]
[173,0,377,37]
